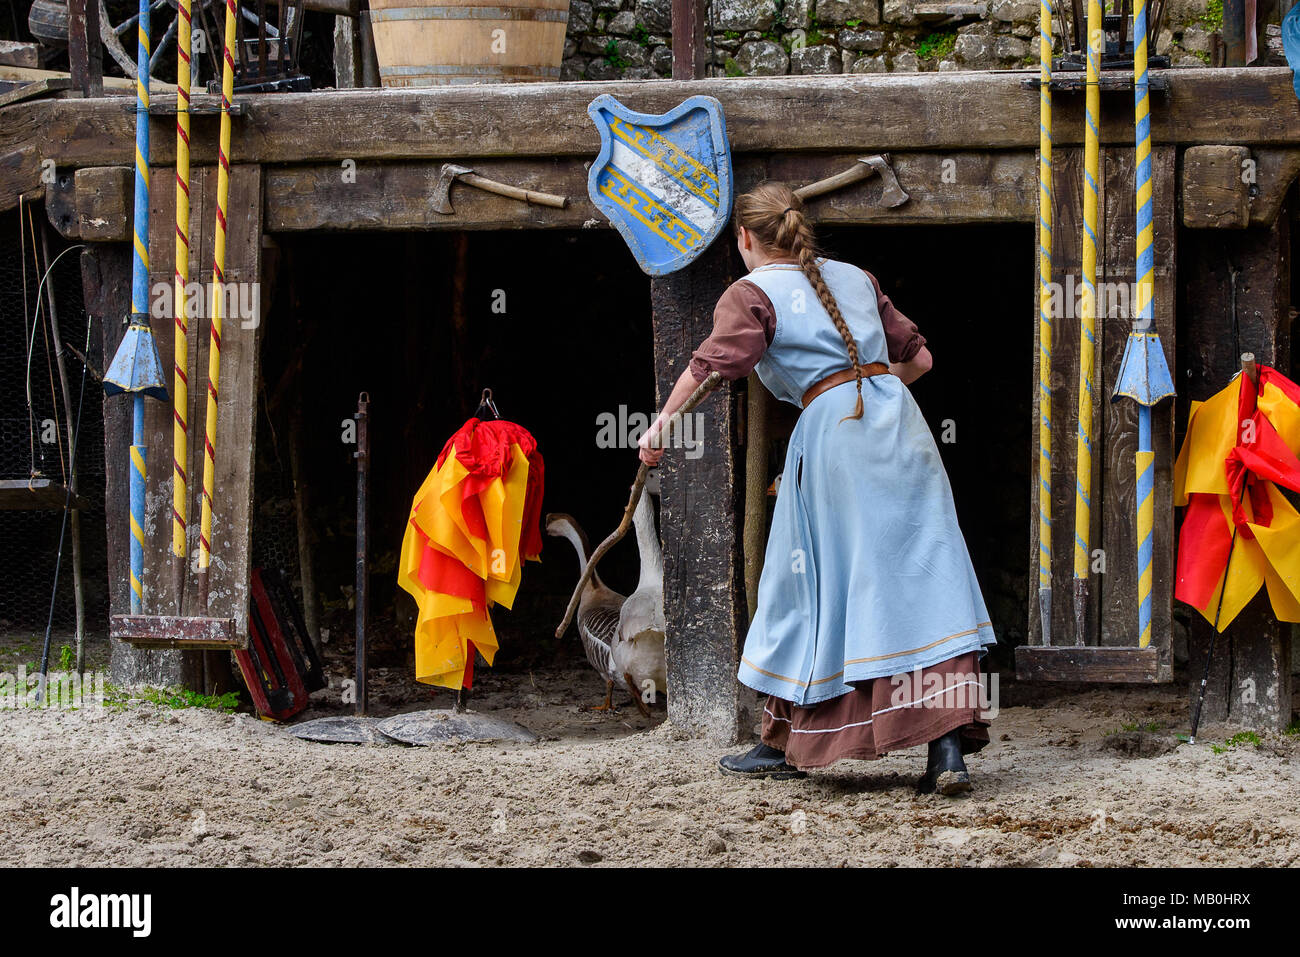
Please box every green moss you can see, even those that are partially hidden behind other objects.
[724,57,744,76]
[916,29,956,61]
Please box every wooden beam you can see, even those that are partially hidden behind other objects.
[652,239,748,743]
[1014,646,1167,682]
[9,69,1300,184]
[264,151,1037,232]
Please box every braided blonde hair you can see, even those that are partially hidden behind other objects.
[734,182,864,422]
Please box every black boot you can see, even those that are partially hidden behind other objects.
[918,728,971,795]
[718,743,806,780]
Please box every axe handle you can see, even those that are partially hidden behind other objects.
[793,162,878,202]
[460,172,568,209]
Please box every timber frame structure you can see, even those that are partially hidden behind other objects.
[3,67,1297,740]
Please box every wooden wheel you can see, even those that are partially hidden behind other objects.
[96,0,286,84]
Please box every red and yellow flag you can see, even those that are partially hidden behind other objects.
[397,418,544,689]
[1174,364,1300,630]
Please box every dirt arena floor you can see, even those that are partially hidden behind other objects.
[2,632,1298,867]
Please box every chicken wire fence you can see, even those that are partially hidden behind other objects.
[0,207,108,641]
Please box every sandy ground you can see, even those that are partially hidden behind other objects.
[2,630,1299,868]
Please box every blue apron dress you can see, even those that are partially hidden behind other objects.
[737,259,997,707]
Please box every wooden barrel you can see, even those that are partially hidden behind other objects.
[368,0,569,87]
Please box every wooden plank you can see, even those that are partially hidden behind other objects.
[110,613,242,649]
[86,244,204,690]
[767,151,1037,225]
[75,165,133,240]
[1179,211,1294,731]
[265,158,597,231]
[1014,645,1165,682]
[652,239,748,743]
[144,165,264,648]
[1096,144,1176,664]
[0,41,40,69]
[1028,147,1100,648]
[1248,148,1300,227]
[265,151,1038,232]
[0,478,86,511]
[9,69,1300,180]
[1183,145,1252,228]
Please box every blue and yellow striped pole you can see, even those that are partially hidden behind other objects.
[1037,0,1054,644]
[1071,0,1103,647]
[104,0,168,615]
[1113,0,1175,648]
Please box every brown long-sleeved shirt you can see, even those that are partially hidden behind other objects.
[688,263,926,384]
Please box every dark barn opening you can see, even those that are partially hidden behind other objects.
[257,229,657,694]
[259,221,1031,703]
[821,223,1033,665]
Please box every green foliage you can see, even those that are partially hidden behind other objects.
[724,56,744,76]
[1200,0,1224,28]
[846,18,863,27]
[631,23,653,47]
[58,644,73,671]
[1210,730,1262,754]
[1284,718,1300,737]
[1191,49,1211,64]
[916,29,956,61]
[603,39,630,70]
[104,684,242,714]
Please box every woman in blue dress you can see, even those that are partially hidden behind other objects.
[638,182,997,795]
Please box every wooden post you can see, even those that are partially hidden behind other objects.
[1222,0,1246,66]
[1179,204,1294,731]
[87,243,203,690]
[671,0,708,80]
[651,239,748,743]
[333,15,362,88]
[743,373,769,620]
[67,0,103,98]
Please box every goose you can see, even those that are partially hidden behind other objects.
[611,471,666,717]
[546,511,625,711]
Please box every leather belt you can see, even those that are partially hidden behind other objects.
[802,362,892,408]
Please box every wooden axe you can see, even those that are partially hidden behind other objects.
[433,163,568,215]
[794,154,909,208]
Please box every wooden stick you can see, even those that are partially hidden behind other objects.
[460,172,568,209]
[555,371,721,637]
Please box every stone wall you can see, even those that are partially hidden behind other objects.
[561,0,1221,80]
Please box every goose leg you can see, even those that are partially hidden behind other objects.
[624,672,651,718]
[585,678,617,712]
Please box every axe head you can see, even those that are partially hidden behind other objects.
[433,163,474,215]
[860,155,909,208]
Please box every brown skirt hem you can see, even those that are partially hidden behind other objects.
[760,651,991,771]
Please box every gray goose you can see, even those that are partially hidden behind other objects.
[547,512,625,711]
